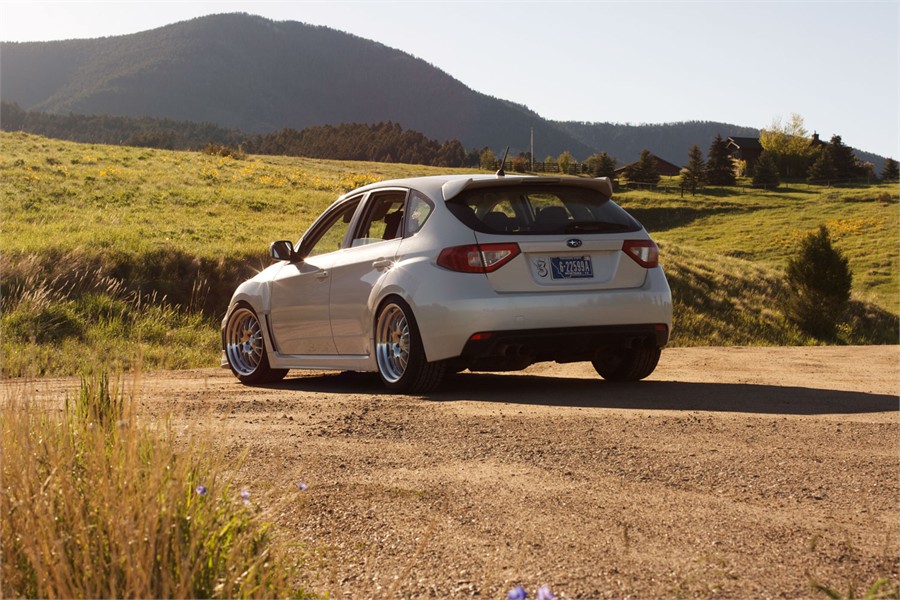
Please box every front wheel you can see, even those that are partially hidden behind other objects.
[224,303,288,384]
[374,298,445,393]
[592,345,661,382]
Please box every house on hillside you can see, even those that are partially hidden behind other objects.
[727,136,763,171]
[614,154,681,178]
[809,132,829,149]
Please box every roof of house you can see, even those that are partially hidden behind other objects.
[614,154,682,174]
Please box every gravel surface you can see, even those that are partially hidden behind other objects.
[13,346,899,598]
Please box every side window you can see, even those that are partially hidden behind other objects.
[405,190,434,235]
[304,197,361,258]
[350,191,407,247]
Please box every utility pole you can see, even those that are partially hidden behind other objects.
[530,127,534,172]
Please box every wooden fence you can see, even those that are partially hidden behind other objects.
[494,160,591,175]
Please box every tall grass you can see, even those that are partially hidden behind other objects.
[0,259,217,377]
[0,372,308,598]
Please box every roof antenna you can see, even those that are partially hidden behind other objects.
[495,146,510,177]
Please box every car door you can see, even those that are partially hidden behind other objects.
[268,197,361,356]
[329,189,408,356]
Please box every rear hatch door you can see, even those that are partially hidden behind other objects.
[446,179,649,293]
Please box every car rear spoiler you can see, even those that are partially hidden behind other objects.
[441,176,614,202]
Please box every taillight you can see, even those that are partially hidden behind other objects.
[622,240,659,268]
[437,243,521,273]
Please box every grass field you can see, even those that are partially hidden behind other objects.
[1,132,897,376]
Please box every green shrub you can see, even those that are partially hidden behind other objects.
[782,225,852,339]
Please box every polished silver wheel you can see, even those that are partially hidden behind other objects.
[225,306,264,377]
[375,302,410,383]
[373,298,446,393]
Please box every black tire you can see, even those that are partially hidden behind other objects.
[374,297,446,393]
[223,302,288,384]
[592,345,661,382]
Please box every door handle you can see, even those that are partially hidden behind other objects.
[372,259,393,269]
[315,271,329,280]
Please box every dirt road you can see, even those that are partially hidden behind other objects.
[15,346,900,598]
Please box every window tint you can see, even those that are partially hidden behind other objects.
[447,185,641,235]
[303,197,361,257]
[405,190,434,235]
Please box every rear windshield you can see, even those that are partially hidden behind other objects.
[447,184,642,235]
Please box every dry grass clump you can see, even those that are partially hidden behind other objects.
[0,373,308,598]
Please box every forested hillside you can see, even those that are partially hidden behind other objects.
[1,103,473,167]
[0,13,588,157]
[2,13,888,166]
[0,102,246,149]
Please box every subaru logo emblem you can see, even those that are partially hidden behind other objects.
[566,239,583,248]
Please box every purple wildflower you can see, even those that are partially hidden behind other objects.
[297,482,308,491]
[537,585,555,600]
[241,490,250,505]
[507,585,527,600]
[195,485,207,496]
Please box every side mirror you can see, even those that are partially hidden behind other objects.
[270,240,297,262]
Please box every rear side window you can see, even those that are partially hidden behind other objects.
[405,190,434,235]
[447,185,641,235]
[351,190,407,247]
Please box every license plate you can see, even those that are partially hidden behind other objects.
[551,256,593,279]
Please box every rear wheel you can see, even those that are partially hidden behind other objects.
[375,297,445,393]
[592,345,661,382]
[224,303,288,384]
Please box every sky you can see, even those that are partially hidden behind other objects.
[1,1,898,158]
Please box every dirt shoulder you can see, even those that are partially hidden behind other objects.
[12,346,899,598]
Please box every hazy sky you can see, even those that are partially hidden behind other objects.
[1,1,898,158]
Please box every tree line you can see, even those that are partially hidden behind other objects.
[0,102,478,168]
[4,103,896,184]
[0,102,246,150]
[243,122,471,167]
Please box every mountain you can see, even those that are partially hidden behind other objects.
[0,13,885,167]
[1,13,592,158]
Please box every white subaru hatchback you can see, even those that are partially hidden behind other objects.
[222,174,672,393]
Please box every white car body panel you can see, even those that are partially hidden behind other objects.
[268,254,335,355]
[329,237,402,355]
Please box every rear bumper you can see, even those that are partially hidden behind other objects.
[405,266,673,362]
[458,323,669,371]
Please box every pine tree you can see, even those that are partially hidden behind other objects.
[586,152,617,178]
[828,135,858,180]
[880,157,899,181]
[706,134,735,185]
[624,150,661,185]
[807,149,837,183]
[752,151,780,188]
[679,144,706,194]
[783,225,852,338]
